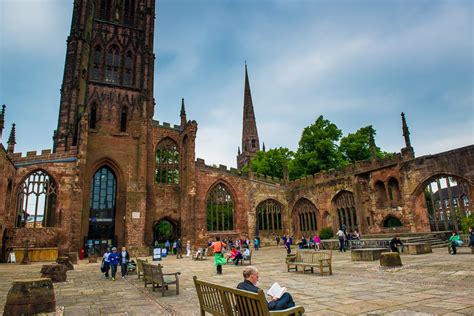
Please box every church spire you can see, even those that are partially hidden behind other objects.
[401,112,414,159]
[180,98,187,128]
[7,123,16,153]
[237,62,260,169]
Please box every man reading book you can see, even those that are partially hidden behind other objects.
[237,266,296,311]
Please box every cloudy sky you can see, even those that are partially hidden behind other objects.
[0,0,472,168]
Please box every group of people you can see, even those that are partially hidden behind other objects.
[336,226,360,252]
[101,246,130,281]
[448,227,474,255]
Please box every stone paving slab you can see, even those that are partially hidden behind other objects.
[0,246,472,315]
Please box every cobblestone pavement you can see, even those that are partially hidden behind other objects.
[0,246,473,315]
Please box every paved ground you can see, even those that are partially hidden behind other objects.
[0,246,473,315]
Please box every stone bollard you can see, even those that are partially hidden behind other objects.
[380,252,402,268]
[88,254,98,263]
[56,256,74,271]
[66,252,78,264]
[41,264,68,283]
[4,278,56,316]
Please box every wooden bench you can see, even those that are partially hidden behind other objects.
[192,248,208,260]
[286,250,332,275]
[143,263,180,296]
[136,258,148,279]
[193,276,305,316]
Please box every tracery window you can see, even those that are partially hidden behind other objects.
[333,190,358,231]
[375,181,387,207]
[207,183,234,231]
[16,170,57,228]
[155,138,179,184]
[257,199,283,232]
[123,0,136,26]
[292,198,318,236]
[388,178,401,207]
[124,52,133,86]
[91,46,102,81]
[89,166,116,240]
[99,0,112,21]
[106,46,120,84]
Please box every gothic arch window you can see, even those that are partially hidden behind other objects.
[120,107,127,132]
[374,181,387,208]
[257,199,283,232]
[88,166,117,241]
[333,190,358,231]
[106,45,120,84]
[207,183,234,231]
[292,198,318,236]
[91,46,102,81]
[383,215,403,228]
[124,51,133,86]
[251,139,256,149]
[123,0,136,26]
[388,178,401,207]
[90,103,97,129]
[155,138,179,184]
[99,0,112,21]
[16,170,57,228]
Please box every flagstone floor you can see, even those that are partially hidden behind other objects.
[0,246,473,315]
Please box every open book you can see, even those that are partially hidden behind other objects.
[267,282,287,299]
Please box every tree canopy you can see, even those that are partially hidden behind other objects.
[249,147,294,179]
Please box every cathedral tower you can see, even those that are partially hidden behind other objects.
[237,63,260,169]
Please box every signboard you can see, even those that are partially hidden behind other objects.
[153,248,162,261]
[161,248,168,258]
[132,212,140,219]
[8,252,16,263]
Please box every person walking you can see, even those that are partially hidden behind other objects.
[336,228,345,252]
[165,240,170,254]
[172,241,177,255]
[254,237,259,251]
[209,236,227,274]
[102,247,111,279]
[108,247,120,281]
[176,238,183,259]
[275,235,280,246]
[120,246,130,279]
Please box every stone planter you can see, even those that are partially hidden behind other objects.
[402,243,432,255]
[56,256,74,271]
[351,248,387,261]
[3,278,56,316]
[41,264,68,283]
[380,252,402,267]
[88,255,98,263]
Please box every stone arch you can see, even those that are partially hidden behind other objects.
[374,181,388,208]
[206,181,236,232]
[292,198,319,238]
[332,190,358,232]
[413,173,471,232]
[153,216,179,246]
[256,199,284,235]
[383,215,403,228]
[15,169,58,228]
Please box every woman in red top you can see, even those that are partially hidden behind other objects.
[210,236,227,274]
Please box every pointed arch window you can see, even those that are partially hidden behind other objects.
[257,199,283,232]
[155,138,179,184]
[90,104,97,129]
[106,46,120,84]
[99,0,112,21]
[333,190,358,231]
[120,107,127,132]
[124,52,133,86]
[91,46,102,81]
[292,198,318,236]
[207,183,234,231]
[89,166,116,240]
[123,0,136,26]
[16,170,57,228]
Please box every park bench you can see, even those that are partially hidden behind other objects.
[192,248,208,260]
[286,250,332,275]
[143,263,180,296]
[193,276,305,316]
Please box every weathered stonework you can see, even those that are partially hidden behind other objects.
[0,0,472,259]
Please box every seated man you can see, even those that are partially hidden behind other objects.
[389,236,403,253]
[237,266,295,311]
[242,246,251,260]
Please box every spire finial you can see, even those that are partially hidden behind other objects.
[262,142,266,152]
[180,98,187,128]
[0,104,5,139]
[401,112,414,158]
[238,146,241,155]
[7,123,16,153]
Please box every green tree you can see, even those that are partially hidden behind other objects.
[291,115,344,178]
[249,147,294,178]
[339,126,374,163]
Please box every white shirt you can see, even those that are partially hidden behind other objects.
[336,230,344,238]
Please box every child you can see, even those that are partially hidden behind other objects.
[108,247,120,281]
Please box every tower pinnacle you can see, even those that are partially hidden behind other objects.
[7,123,16,153]
[0,104,5,140]
[401,112,415,159]
[180,98,187,128]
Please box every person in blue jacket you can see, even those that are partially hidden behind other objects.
[108,247,120,281]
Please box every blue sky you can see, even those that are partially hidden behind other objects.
[0,0,473,168]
